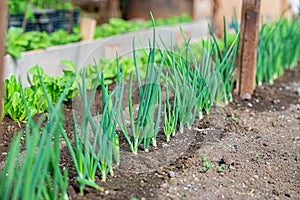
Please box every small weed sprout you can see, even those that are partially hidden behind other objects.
[217,166,225,173]
[199,157,212,173]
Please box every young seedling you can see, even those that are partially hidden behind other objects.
[199,157,212,173]
[231,114,239,122]
[217,166,225,173]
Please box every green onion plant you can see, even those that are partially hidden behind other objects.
[208,18,240,104]
[0,72,71,200]
[163,40,200,133]
[118,14,163,153]
[65,66,123,194]
[257,18,300,86]
[163,81,179,142]
[118,38,163,153]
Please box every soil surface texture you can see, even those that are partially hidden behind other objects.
[0,65,299,200]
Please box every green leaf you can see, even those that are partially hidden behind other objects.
[61,60,76,72]
[28,66,44,76]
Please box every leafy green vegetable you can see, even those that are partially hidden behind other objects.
[94,14,192,39]
[6,14,191,58]
[8,0,72,13]
[2,63,78,122]
[3,75,47,122]
[6,28,82,58]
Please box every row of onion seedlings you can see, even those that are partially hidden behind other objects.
[2,14,299,195]
[257,18,300,86]
[0,25,239,197]
[0,17,243,198]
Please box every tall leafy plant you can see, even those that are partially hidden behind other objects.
[257,18,300,86]
[62,65,123,194]
[118,14,163,153]
[0,73,71,200]
[208,18,239,105]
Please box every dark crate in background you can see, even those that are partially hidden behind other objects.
[53,9,80,32]
[8,9,80,33]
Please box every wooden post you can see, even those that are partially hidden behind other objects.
[0,0,7,121]
[67,0,74,34]
[98,0,121,24]
[212,0,223,38]
[237,0,261,98]
[280,0,289,17]
[21,0,29,31]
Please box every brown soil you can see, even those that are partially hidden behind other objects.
[1,65,300,200]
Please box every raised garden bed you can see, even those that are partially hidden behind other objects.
[4,19,209,87]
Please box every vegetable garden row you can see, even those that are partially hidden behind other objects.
[1,15,300,199]
[7,14,192,58]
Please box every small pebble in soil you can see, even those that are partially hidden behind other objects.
[285,193,291,198]
[271,99,280,104]
[162,143,169,148]
[297,87,300,95]
[140,180,146,187]
[255,135,261,139]
[247,103,253,107]
[168,171,176,178]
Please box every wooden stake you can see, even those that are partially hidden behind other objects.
[67,0,74,34]
[212,0,223,38]
[0,0,7,160]
[21,0,29,32]
[237,0,261,98]
[80,17,97,41]
[0,0,7,122]
[280,0,288,15]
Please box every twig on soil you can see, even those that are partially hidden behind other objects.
[193,127,215,132]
